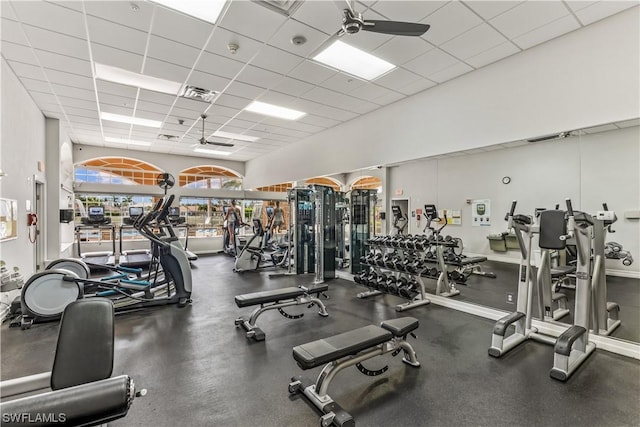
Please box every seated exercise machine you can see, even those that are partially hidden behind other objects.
[75,206,116,269]
[15,196,192,329]
[488,200,595,381]
[289,317,420,427]
[234,284,329,341]
[0,299,144,426]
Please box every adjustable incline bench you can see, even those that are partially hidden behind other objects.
[289,317,420,427]
[0,299,144,426]
[235,284,329,341]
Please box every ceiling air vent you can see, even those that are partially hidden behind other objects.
[252,0,303,17]
[180,85,218,103]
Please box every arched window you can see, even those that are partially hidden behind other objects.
[305,177,341,191]
[254,182,293,192]
[74,157,162,186]
[179,166,242,190]
[350,176,382,191]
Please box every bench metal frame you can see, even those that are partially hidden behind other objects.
[235,288,328,340]
[290,334,419,427]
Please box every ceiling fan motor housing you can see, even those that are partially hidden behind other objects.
[343,10,364,34]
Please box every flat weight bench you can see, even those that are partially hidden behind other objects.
[289,317,420,427]
[234,284,329,341]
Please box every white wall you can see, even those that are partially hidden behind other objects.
[0,59,47,310]
[244,7,640,189]
[387,126,640,276]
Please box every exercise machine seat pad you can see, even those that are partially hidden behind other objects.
[454,256,488,266]
[51,299,114,391]
[550,265,576,278]
[1,375,131,427]
[235,287,304,308]
[539,210,567,250]
[380,317,419,337]
[293,325,392,370]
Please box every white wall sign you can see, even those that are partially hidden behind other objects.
[472,199,491,226]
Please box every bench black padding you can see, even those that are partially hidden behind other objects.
[554,325,587,356]
[456,256,488,266]
[1,375,132,427]
[293,325,392,370]
[550,265,575,278]
[235,284,328,308]
[51,299,114,391]
[381,317,419,337]
[539,210,567,250]
[493,311,526,336]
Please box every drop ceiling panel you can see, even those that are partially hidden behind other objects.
[96,80,139,98]
[292,1,343,35]
[98,92,136,108]
[371,1,446,23]
[1,18,30,46]
[147,35,201,67]
[208,105,242,119]
[100,104,134,117]
[7,61,47,81]
[574,1,637,25]
[151,5,214,49]
[428,61,473,83]
[373,36,434,66]
[30,92,59,105]
[397,78,436,96]
[57,97,98,110]
[490,1,570,39]
[1,41,39,65]
[194,51,245,79]
[465,41,519,68]
[225,81,267,100]
[314,105,358,122]
[512,15,580,50]
[320,73,367,94]
[205,27,265,63]
[22,25,89,60]
[421,2,483,46]
[136,101,172,116]
[270,77,314,97]
[373,90,406,105]
[403,48,458,78]
[186,70,230,93]
[174,97,210,113]
[91,43,143,72]
[66,115,100,126]
[373,67,423,92]
[34,50,92,76]
[1,1,17,20]
[45,69,94,91]
[11,1,86,39]
[288,60,336,85]
[216,93,252,110]
[268,19,328,58]
[235,65,284,89]
[251,45,305,75]
[86,16,149,55]
[348,82,397,102]
[143,58,191,84]
[440,23,508,60]
[219,0,288,42]
[137,89,177,106]
[462,1,524,20]
[50,83,96,101]
[84,1,155,33]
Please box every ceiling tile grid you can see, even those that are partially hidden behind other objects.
[1,0,634,163]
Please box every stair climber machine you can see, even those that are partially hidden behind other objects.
[14,196,192,329]
[488,200,595,381]
[349,189,377,275]
[234,217,282,272]
[168,206,198,262]
[75,206,116,270]
[285,186,336,284]
[119,206,154,268]
[391,204,408,235]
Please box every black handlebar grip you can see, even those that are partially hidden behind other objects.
[554,204,560,210]
[566,199,574,216]
[157,194,175,221]
[602,202,609,211]
[509,200,517,216]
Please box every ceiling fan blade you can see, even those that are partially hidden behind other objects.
[206,141,234,147]
[361,20,430,36]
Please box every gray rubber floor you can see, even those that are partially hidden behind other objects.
[2,255,639,426]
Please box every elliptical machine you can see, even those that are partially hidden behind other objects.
[234,217,280,272]
[16,195,192,329]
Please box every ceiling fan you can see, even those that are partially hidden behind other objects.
[197,114,233,148]
[334,0,430,37]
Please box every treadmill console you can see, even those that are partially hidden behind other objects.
[424,204,437,220]
[168,207,185,224]
[124,207,143,225]
[83,206,111,225]
[391,205,403,220]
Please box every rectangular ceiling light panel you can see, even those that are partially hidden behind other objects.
[104,137,152,146]
[213,130,259,142]
[313,40,396,81]
[152,0,226,24]
[244,101,306,120]
[94,63,182,95]
[194,147,232,156]
[100,112,163,128]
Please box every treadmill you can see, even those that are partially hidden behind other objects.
[119,206,154,268]
[76,206,116,269]
[167,207,198,262]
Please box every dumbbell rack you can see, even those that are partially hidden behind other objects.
[357,236,460,312]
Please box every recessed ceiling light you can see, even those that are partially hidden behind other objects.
[100,112,162,128]
[94,63,181,95]
[194,148,232,156]
[244,101,306,120]
[313,40,396,81]
[151,0,226,24]
[104,136,152,146]
[212,130,259,142]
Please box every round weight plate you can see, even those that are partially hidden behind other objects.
[46,259,89,279]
